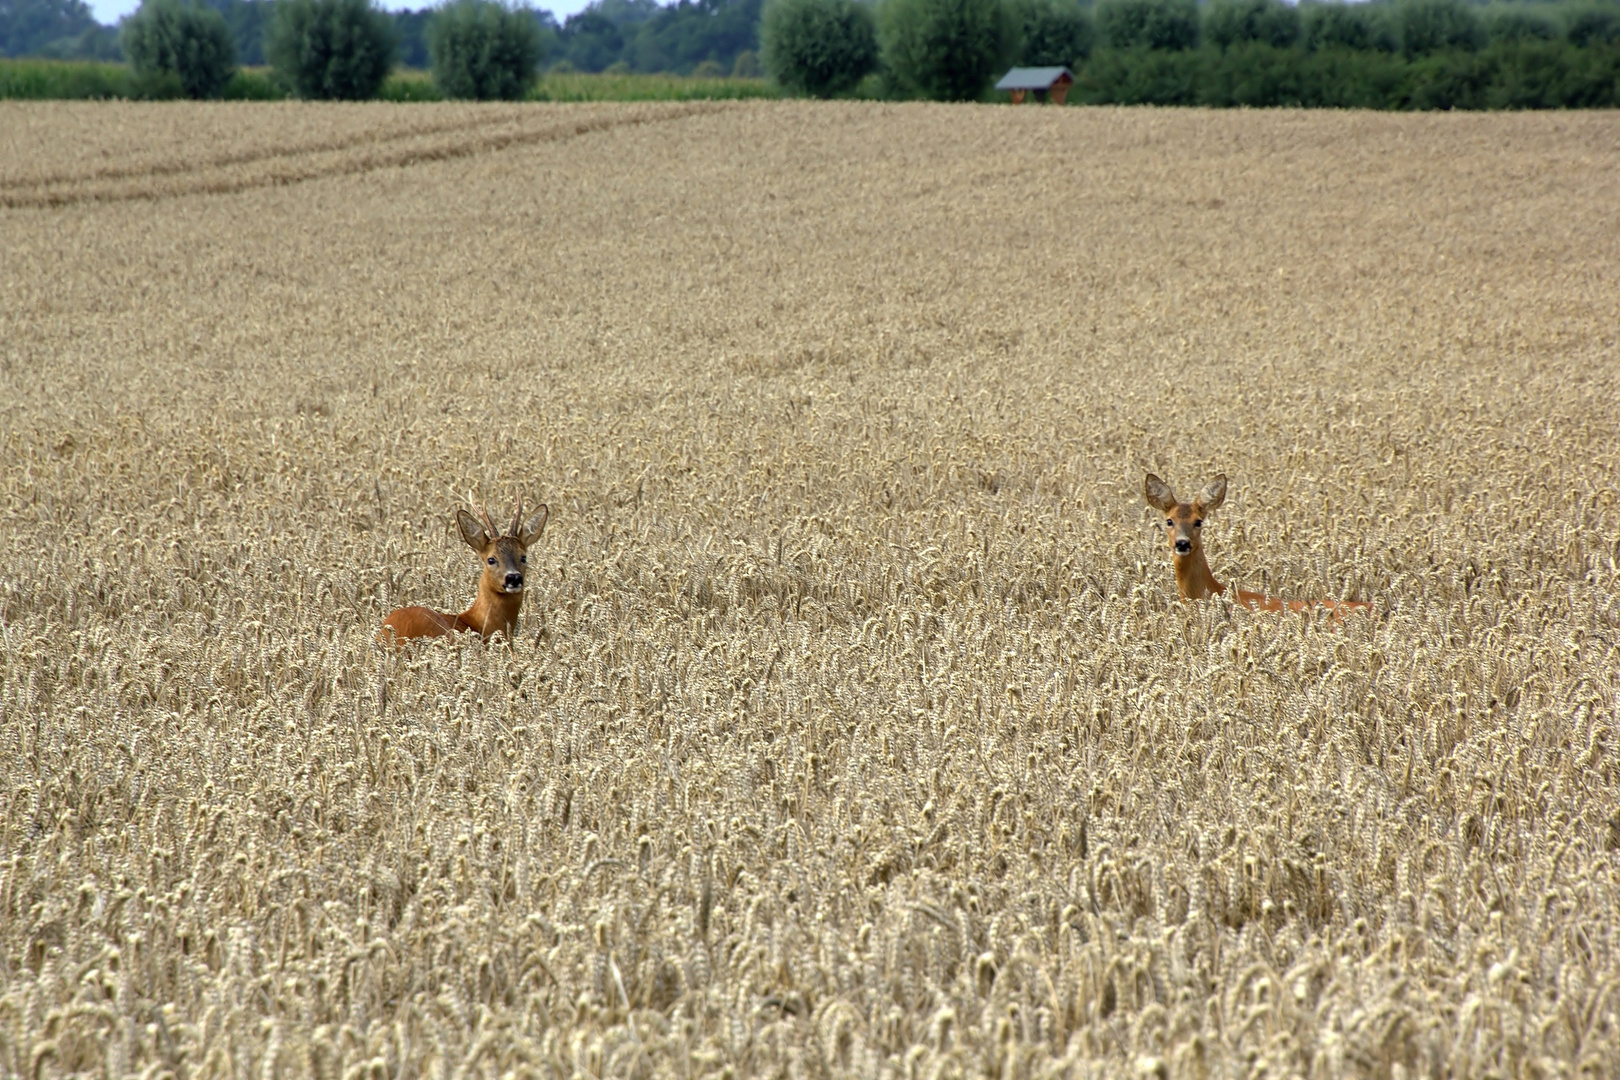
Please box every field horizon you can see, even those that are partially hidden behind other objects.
[2,100,1617,1077]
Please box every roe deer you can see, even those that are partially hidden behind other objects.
[1144,473,1370,617]
[380,497,549,645]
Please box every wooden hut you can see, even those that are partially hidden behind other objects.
[995,66,1076,105]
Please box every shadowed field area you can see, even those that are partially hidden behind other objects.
[2,100,1618,1077]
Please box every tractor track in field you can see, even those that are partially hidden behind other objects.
[0,101,731,209]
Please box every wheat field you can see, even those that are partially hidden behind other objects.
[2,100,1618,1078]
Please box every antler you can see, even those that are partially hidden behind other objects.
[508,493,523,538]
[466,489,497,538]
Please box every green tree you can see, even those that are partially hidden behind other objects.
[1481,5,1559,45]
[121,0,237,98]
[1290,43,1407,105]
[1073,41,1198,100]
[761,0,878,96]
[1094,0,1199,51]
[202,0,275,65]
[2,0,120,57]
[268,0,395,99]
[1396,0,1484,57]
[1204,0,1300,50]
[1485,37,1620,106]
[429,0,545,99]
[393,7,433,66]
[1565,4,1620,46]
[1300,2,1397,53]
[880,0,1017,100]
[629,0,762,74]
[1012,0,1092,66]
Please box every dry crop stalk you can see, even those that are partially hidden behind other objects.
[4,104,1616,1080]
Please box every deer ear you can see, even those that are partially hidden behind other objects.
[1144,473,1177,513]
[1195,474,1227,514]
[455,509,490,550]
[519,504,548,547]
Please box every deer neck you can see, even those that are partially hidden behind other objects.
[1174,547,1226,601]
[459,585,523,638]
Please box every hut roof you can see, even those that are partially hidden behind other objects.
[994,67,1075,91]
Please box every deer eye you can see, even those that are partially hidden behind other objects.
[520,555,526,562]
[487,558,496,566]
[1193,520,1203,528]
[1166,519,1174,527]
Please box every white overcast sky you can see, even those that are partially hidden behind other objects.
[87,0,595,27]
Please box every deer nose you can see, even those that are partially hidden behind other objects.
[1173,538,1191,555]
[504,572,524,591]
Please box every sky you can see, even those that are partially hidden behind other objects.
[87,0,596,28]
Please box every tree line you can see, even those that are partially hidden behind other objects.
[3,0,1618,105]
[21,0,541,98]
[762,0,1620,104]
[0,0,766,73]
[0,0,767,97]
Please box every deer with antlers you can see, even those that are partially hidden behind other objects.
[1144,473,1370,617]
[379,496,549,645]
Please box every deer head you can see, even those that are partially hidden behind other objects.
[455,497,550,598]
[1144,473,1227,600]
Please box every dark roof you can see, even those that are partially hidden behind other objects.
[995,67,1075,91]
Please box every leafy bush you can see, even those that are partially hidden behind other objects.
[428,0,545,100]
[1204,0,1300,50]
[1483,36,1620,105]
[1402,45,1492,103]
[379,68,445,97]
[1301,2,1397,53]
[1080,42,1364,106]
[879,0,1016,99]
[1072,25,1620,109]
[1397,0,1484,57]
[221,66,288,97]
[120,0,237,98]
[1199,39,1419,106]
[0,57,135,97]
[268,0,395,99]
[1012,0,1093,66]
[1197,40,1305,102]
[1565,4,1620,46]
[1284,41,1409,104]
[731,47,761,75]
[1073,44,1197,100]
[1095,0,1200,51]
[760,0,878,97]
